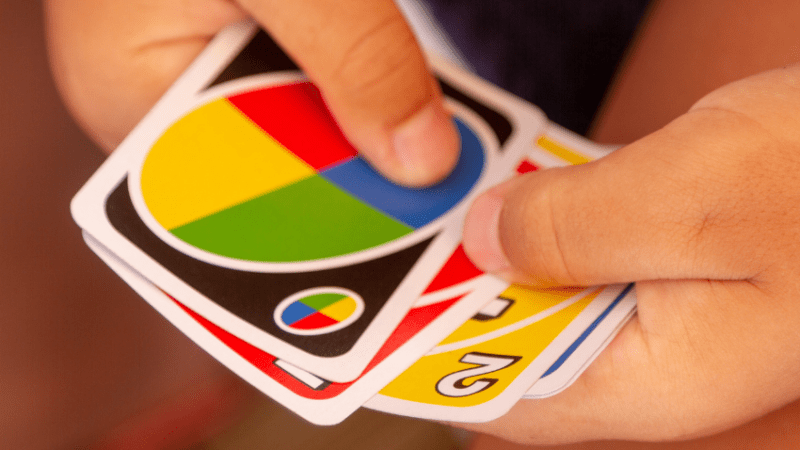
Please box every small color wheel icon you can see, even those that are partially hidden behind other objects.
[274,287,365,336]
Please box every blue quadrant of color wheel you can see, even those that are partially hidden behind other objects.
[281,301,318,325]
[319,119,485,229]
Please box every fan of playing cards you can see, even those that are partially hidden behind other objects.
[71,21,636,425]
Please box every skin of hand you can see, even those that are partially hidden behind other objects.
[44,0,459,187]
[460,64,800,444]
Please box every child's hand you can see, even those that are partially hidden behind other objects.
[45,0,459,187]
[462,64,800,444]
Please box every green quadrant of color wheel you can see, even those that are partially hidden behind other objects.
[170,175,413,262]
[299,293,347,310]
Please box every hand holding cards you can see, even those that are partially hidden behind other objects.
[71,21,636,425]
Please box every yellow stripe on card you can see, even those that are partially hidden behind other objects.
[437,285,584,346]
[377,294,594,407]
[536,135,591,165]
[140,98,315,230]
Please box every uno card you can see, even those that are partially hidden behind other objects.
[363,284,633,422]
[83,231,504,425]
[524,285,636,398]
[71,21,548,381]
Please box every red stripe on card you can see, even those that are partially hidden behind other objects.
[172,297,330,396]
[423,245,484,294]
[516,160,539,174]
[361,295,461,374]
[173,298,277,373]
[171,293,461,400]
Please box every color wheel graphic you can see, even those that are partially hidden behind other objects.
[135,81,485,265]
[275,288,364,336]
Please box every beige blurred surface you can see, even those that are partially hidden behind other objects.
[202,401,462,450]
[0,1,239,447]
[0,1,463,448]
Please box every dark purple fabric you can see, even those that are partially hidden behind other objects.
[426,0,651,134]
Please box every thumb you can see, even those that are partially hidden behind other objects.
[240,0,460,187]
[462,111,770,287]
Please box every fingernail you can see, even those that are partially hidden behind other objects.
[392,102,460,187]
[462,186,513,274]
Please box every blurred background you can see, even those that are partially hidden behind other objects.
[0,1,466,448]
[1,0,239,446]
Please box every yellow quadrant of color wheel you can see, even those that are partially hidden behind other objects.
[436,285,584,347]
[377,293,596,407]
[140,98,316,230]
[318,298,358,322]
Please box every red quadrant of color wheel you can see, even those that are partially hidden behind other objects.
[227,83,357,171]
[290,312,339,330]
